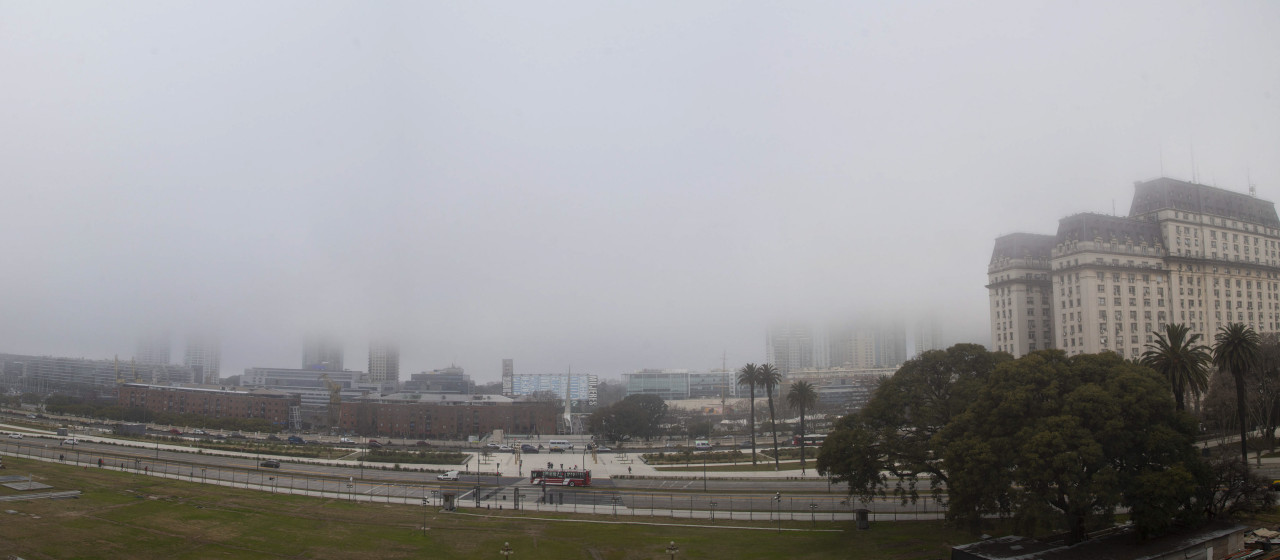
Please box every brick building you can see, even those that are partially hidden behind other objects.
[338,394,559,438]
[117,383,299,425]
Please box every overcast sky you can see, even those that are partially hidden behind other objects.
[1,1,1277,382]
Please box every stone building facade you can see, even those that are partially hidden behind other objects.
[117,383,299,425]
[990,177,1280,358]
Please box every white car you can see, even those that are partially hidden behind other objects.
[192,429,206,435]
[60,438,79,446]
[7,433,21,439]
[436,470,460,481]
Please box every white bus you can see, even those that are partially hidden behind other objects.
[548,439,571,452]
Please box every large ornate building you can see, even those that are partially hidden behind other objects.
[989,177,1280,359]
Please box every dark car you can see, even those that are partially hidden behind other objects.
[367,441,382,449]
[415,441,432,447]
[228,432,246,439]
[266,435,281,441]
[739,440,754,449]
[260,460,281,468]
[520,444,539,454]
[287,436,305,445]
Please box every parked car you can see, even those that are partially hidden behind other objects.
[520,444,539,454]
[437,470,460,481]
[260,460,281,468]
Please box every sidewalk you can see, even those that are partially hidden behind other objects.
[473,450,830,480]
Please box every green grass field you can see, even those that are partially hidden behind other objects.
[0,456,979,559]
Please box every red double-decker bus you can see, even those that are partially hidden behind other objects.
[530,468,592,487]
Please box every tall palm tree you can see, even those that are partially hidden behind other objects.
[1141,323,1211,411]
[1213,322,1261,467]
[736,363,760,465]
[758,363,783,471]
[786,380,818,474]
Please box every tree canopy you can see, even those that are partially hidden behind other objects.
[819,345,1211,543]
[588,394,667,441]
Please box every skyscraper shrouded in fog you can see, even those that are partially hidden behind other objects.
[501,358,514,396]
[367,339,399,383]
[989,177,1280,359]
[135,330,171,366]
[767,318,908,374]
[302,333,344,371]
[183,331,221,384]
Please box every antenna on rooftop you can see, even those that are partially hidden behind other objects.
[1190,144,1199,183]
[1248,167,1257,197]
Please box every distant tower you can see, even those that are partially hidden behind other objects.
[303,333,344,371]
[136,330,171,366]
[501,359,514,396]
[367,340,400,383]
[183,331,221,384]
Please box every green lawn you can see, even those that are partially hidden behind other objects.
[0,456,980,559]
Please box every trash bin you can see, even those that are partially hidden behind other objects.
[855,508,870,530]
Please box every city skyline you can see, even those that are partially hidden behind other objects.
[1,3,1277,383]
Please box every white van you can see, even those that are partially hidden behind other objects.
[694,439,712,450]
[548,440,571,452]
[436,470,460,481]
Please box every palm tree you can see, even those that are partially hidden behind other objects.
[736,363,760,465]
[758,363,783,471]
[1141,323,1211,411]
[786,380,819,474]
[1213,322,1261,467]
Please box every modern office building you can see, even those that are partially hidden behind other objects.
[367,340,399,383]
[785,367,895,412]
[622,369,739,401]
[302,333,344,371]
[183,331,221,384]
[766,322,816,374]
[508,373,598,405]
[501,359,514,396]
[0,353,195,395]
[404,366,472,393]
[135,331,171,366]
[989,177,1280,359]
[241,367,370,425]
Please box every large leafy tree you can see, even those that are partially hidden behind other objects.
[587,394,668,441]
[736,363,760,465]
[786,380,819,474]
[939,351,1206,543]
[1213,323,1261,467]
[817,344,1009,501]
[1140,323,1211,411]
[758,363,783,471]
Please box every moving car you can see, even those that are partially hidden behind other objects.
[367,441,382,449]
[339,437,354,444]
[437,470,460,481]
[548,439,571,452]
[7,433,21,439]
[260,460,281,468]
[520,444,539,454]
[192,429,206,435]
[498,445,514,452]
[287,436,305,444]
[168,428,182,435]
[60,438,79,446]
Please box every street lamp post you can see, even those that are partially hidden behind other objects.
[772,492,781,532]
[809,503,818,528]
[421,497,429,536]
[709,500,718,521]
[500,542,513,558]
[665,541,679,560]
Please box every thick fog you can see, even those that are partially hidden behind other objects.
[1,2,1277,381]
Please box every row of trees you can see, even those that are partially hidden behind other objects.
[817,338,1273,545]
[735,363,819,472]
